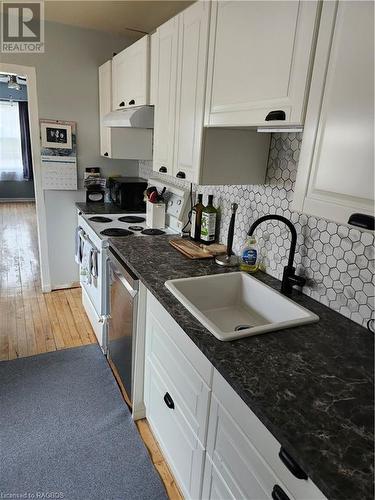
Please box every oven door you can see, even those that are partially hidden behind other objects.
[108,250,139,403]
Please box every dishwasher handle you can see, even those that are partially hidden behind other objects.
[108,248,139,294]
[111,267,138,298]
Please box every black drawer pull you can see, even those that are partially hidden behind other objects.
[104,152,109,157]
[128,99,136,105]
[265,110,286,121]
[119,101,125,107]
[348,213,375,230]
[176,171,186,179]
[159,166,167,173]
[279,447,308,480]
[163,392,174,409]
[272,485,290,500]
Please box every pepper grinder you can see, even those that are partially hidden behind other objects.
[215,203,239,267]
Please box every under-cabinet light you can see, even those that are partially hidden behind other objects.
[257,127,304,133]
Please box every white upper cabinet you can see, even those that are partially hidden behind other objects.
[153,1,270,185]
[205,0,320,127]
[152,16,179,176]
[292,1,374,226]
[99,60,112,158]
[98,60,153,160]
[173,1,211,183]
[149,32,159,106]
[112,35,150,110]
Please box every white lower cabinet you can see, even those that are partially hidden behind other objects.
[146,361,206,499]
[204,391,288,499]
[144,292,327,500]
[144,291,212,499]
[203,371,327,500]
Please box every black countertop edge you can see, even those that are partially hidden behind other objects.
[108,234,374,500]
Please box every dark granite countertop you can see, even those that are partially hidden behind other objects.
[76,202,144,215]
[109,235,374,500]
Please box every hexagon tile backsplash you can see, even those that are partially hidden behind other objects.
[139,133,374,328]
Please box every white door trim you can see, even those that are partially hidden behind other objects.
[0,63,51,292]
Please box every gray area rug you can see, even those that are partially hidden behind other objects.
[0,344,167,500]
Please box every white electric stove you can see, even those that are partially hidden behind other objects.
[76,179,191,352]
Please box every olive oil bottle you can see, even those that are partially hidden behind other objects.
[200,195,217,244]
[190,194,204,241]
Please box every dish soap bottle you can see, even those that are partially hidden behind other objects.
[240,236,259,273]
[190,194,204,241]
[200,195,217,245]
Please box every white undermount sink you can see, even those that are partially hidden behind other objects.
[165,272,319,341]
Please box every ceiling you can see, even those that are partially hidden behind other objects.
[43,1,195,39]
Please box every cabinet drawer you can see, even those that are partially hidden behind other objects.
[145,360,205,500]
[207,392,294,499]
[212,370,327,500]
[146,291,212,443]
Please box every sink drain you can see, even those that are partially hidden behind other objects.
[234,324,252,331]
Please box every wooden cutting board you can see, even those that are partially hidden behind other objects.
[169,239,226,259]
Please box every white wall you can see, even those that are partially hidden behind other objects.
[1,21,138,289]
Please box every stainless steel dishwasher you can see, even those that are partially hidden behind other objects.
[107,248,139,403]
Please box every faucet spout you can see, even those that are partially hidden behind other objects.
[248,214,304,295]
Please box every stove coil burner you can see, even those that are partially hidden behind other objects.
[100,228,134,237]
[141,228,166,236]
[88,216,113,223]
[128,225,144,231]
[118,216,146,223]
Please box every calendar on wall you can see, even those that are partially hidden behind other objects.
[40,119,78,190]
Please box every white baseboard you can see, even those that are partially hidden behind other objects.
[0,198,35,202]
[51,281,80,291]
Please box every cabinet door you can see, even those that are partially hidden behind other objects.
[112,36,149,109]
[202,456,237,500]
[204,370,327,500]
[145,360,205,500]
[205,1,319,127]
[149,32,159,106]
[293,1,374,225]
[112,49,127,110]
[205,392,287,499]
[98,60,112,158]
[173,1,211,183]
[153,17,179,176]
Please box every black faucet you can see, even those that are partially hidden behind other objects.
[248,214,305,295]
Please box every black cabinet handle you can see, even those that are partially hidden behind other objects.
[279,447,308,480]
[272,485,290,500]
[265,110,286,121]
[159,166,167,173]
[163,392,174,409]
[348,213,375,230]
[104,152,109,157]
[119,101,125,107]
[176,171,186,179]
[128,99,136,105]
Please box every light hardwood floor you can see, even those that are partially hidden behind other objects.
[0,202,182,499]
[0,202,96,360]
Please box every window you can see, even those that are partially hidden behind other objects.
[0,101,24,181]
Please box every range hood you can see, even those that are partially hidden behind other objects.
[103,106,154,128]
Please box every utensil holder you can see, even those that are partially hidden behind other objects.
[146,200,166,229]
